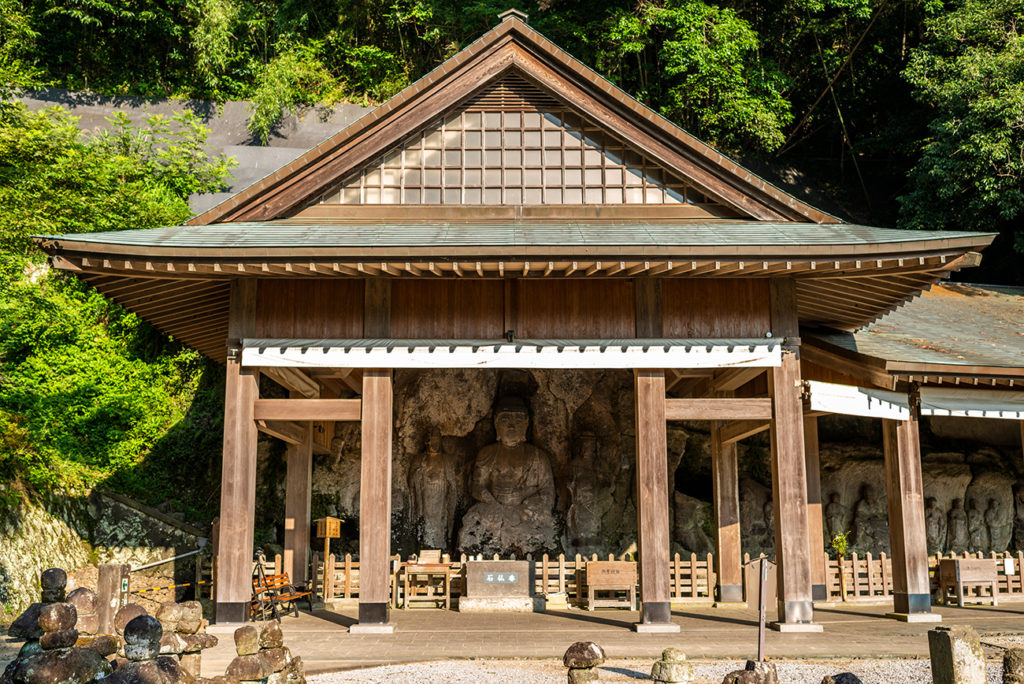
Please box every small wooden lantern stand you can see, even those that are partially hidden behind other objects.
[314,517,341,599]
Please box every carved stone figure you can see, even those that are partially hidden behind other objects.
[986,498,1012,552]
[762,501,775,553]
[925,497,946,554]
[967,499,990,552]
[408,427,456,549]
[673,491,713,555]
[565,433,603,554]
[947,498,969,554]
[457,396,557,555]
[1013,486,1024,551]
[825,493,846,538]
[852,484,888,551]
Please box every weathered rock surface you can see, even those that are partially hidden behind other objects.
[259,620,284,649]
[39,628,79,650]
[66,588,98,618]
[8,604,44,640]
[1004,647,1024,684]
[38,602,76,633]
[116,605,148,634]
[821,674,863,684]
[563,641,606,669]
[39,568,67,603]
[928,625,985,684]
[233,625,260,656]
[225,653,272,680]
[123,616,163,661]
[1,645,112,684]
[721,660,778,684]
[175,602,203,635]
[651,648,693,683]
[75,634,120,657]
[103,657,193,684]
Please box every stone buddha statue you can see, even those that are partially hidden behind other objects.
[457,396,557,555]
[408,427,456,549]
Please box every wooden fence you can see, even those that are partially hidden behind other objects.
[311,551,716,605]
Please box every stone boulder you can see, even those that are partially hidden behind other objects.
[562,641,605,669]
[928,626,985,684]
[115,605,148,634]
[7,604,44,640]
[233,625,260,656]
[123,616,163,662]
[651,648,693,683]
[1004,648,1024,684]
[39,568,67,604]
[722,660,778,684]
[67,588,100,636]
[0,645,112,684]
[821,675,862,684]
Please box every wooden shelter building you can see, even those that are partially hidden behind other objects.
[35,11,1003,632]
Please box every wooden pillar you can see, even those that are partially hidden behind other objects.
[634,369,678,631]
[883,413,936,618]
[804,416,827,601]
[356,369,393,629]
[711,419,743,604]
[768,279,818,629]
[216,279,258,623]
[283,412,313,585]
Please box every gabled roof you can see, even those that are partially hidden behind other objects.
[187,13,837,225]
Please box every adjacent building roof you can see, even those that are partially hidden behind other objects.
[805,283,1024,387]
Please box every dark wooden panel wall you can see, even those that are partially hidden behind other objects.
[662,279,770,338]
[253,278,773,340]
[255,280,364,338]
[391,280,504,338]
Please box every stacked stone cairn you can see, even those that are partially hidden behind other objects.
[1,570,113,684]
[154,602,218,679]
[203,620,303,684]
[1005,648,1024,684]
[650,648,693,683]
[562,641,605,683]
[105,614,192,683]
[68,587,120,658]
[721,660,779,684]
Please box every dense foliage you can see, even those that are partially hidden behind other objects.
[0,103,232,518]
[1,0,1019,277]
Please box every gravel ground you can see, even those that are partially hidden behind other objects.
[308,657,1005,683]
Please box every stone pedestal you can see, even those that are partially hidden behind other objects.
[928,625,985,684]
[458,561,536,613]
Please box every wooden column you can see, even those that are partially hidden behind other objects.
[711,418,743,603]
[216,279,258,623]
[883,413,936,618]
[804,416,827,601]
[768,279,818,629]
[634,369,678,630]
[283,407,313,585]
[356,369,393,628]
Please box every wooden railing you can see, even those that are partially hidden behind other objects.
[311,551,716,605]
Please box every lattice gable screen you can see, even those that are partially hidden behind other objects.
[318,73,719,206]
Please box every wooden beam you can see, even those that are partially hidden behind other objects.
[283,392,313,584]
[261,367,320,398]
[711,367,765,393]
[665,398,773,421]
[804,416,827,600]
[634,370,676,628]
[358,370,393,627]
[253,399,362,421]
[719,420,770,445]
[711,412,743,603]
[768,278,818,628]
[255,419,307,445]
[216,279,259,624]
[882,414,934,616]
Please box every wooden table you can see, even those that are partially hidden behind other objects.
[938,558,999,607]
[399,563,452,609]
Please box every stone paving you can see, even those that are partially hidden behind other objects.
[198,602,1024,677]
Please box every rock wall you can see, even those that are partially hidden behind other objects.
[0,488,203,616]
[285,369,1024,564]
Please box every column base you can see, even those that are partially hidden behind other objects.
[639,601,671,624]
[633,622,681,633]
[886,611,942,623]
[812,584,827,602]
[349,623,395,634]
[769,621,823,633]
[214,602,248,624]
[893,592,933,615]
[718,584,744,604]
[712,601,748,609]
[358,601,390,625]
[777,599,814,624]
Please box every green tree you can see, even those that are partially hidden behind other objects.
[901,0,1024,252]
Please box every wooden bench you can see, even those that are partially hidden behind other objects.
[585,561,637,610]
[252,573,313,619]
[938,558,999,607]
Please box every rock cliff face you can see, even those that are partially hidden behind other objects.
[293,369,1024,563]
[0,490,202,615]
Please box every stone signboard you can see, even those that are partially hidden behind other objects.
[459,560,537,612]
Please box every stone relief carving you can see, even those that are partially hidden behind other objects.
[408,427,456,549]
[852,484,888,552]
[564,433,605,556]
[457,396,557,555]
[947,498,969,554]
[967,499,990,553]
[987,498,1012,552]
[925,497,946,554]
[825,492,846,539]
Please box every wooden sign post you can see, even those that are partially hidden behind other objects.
[314,517,341,599]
